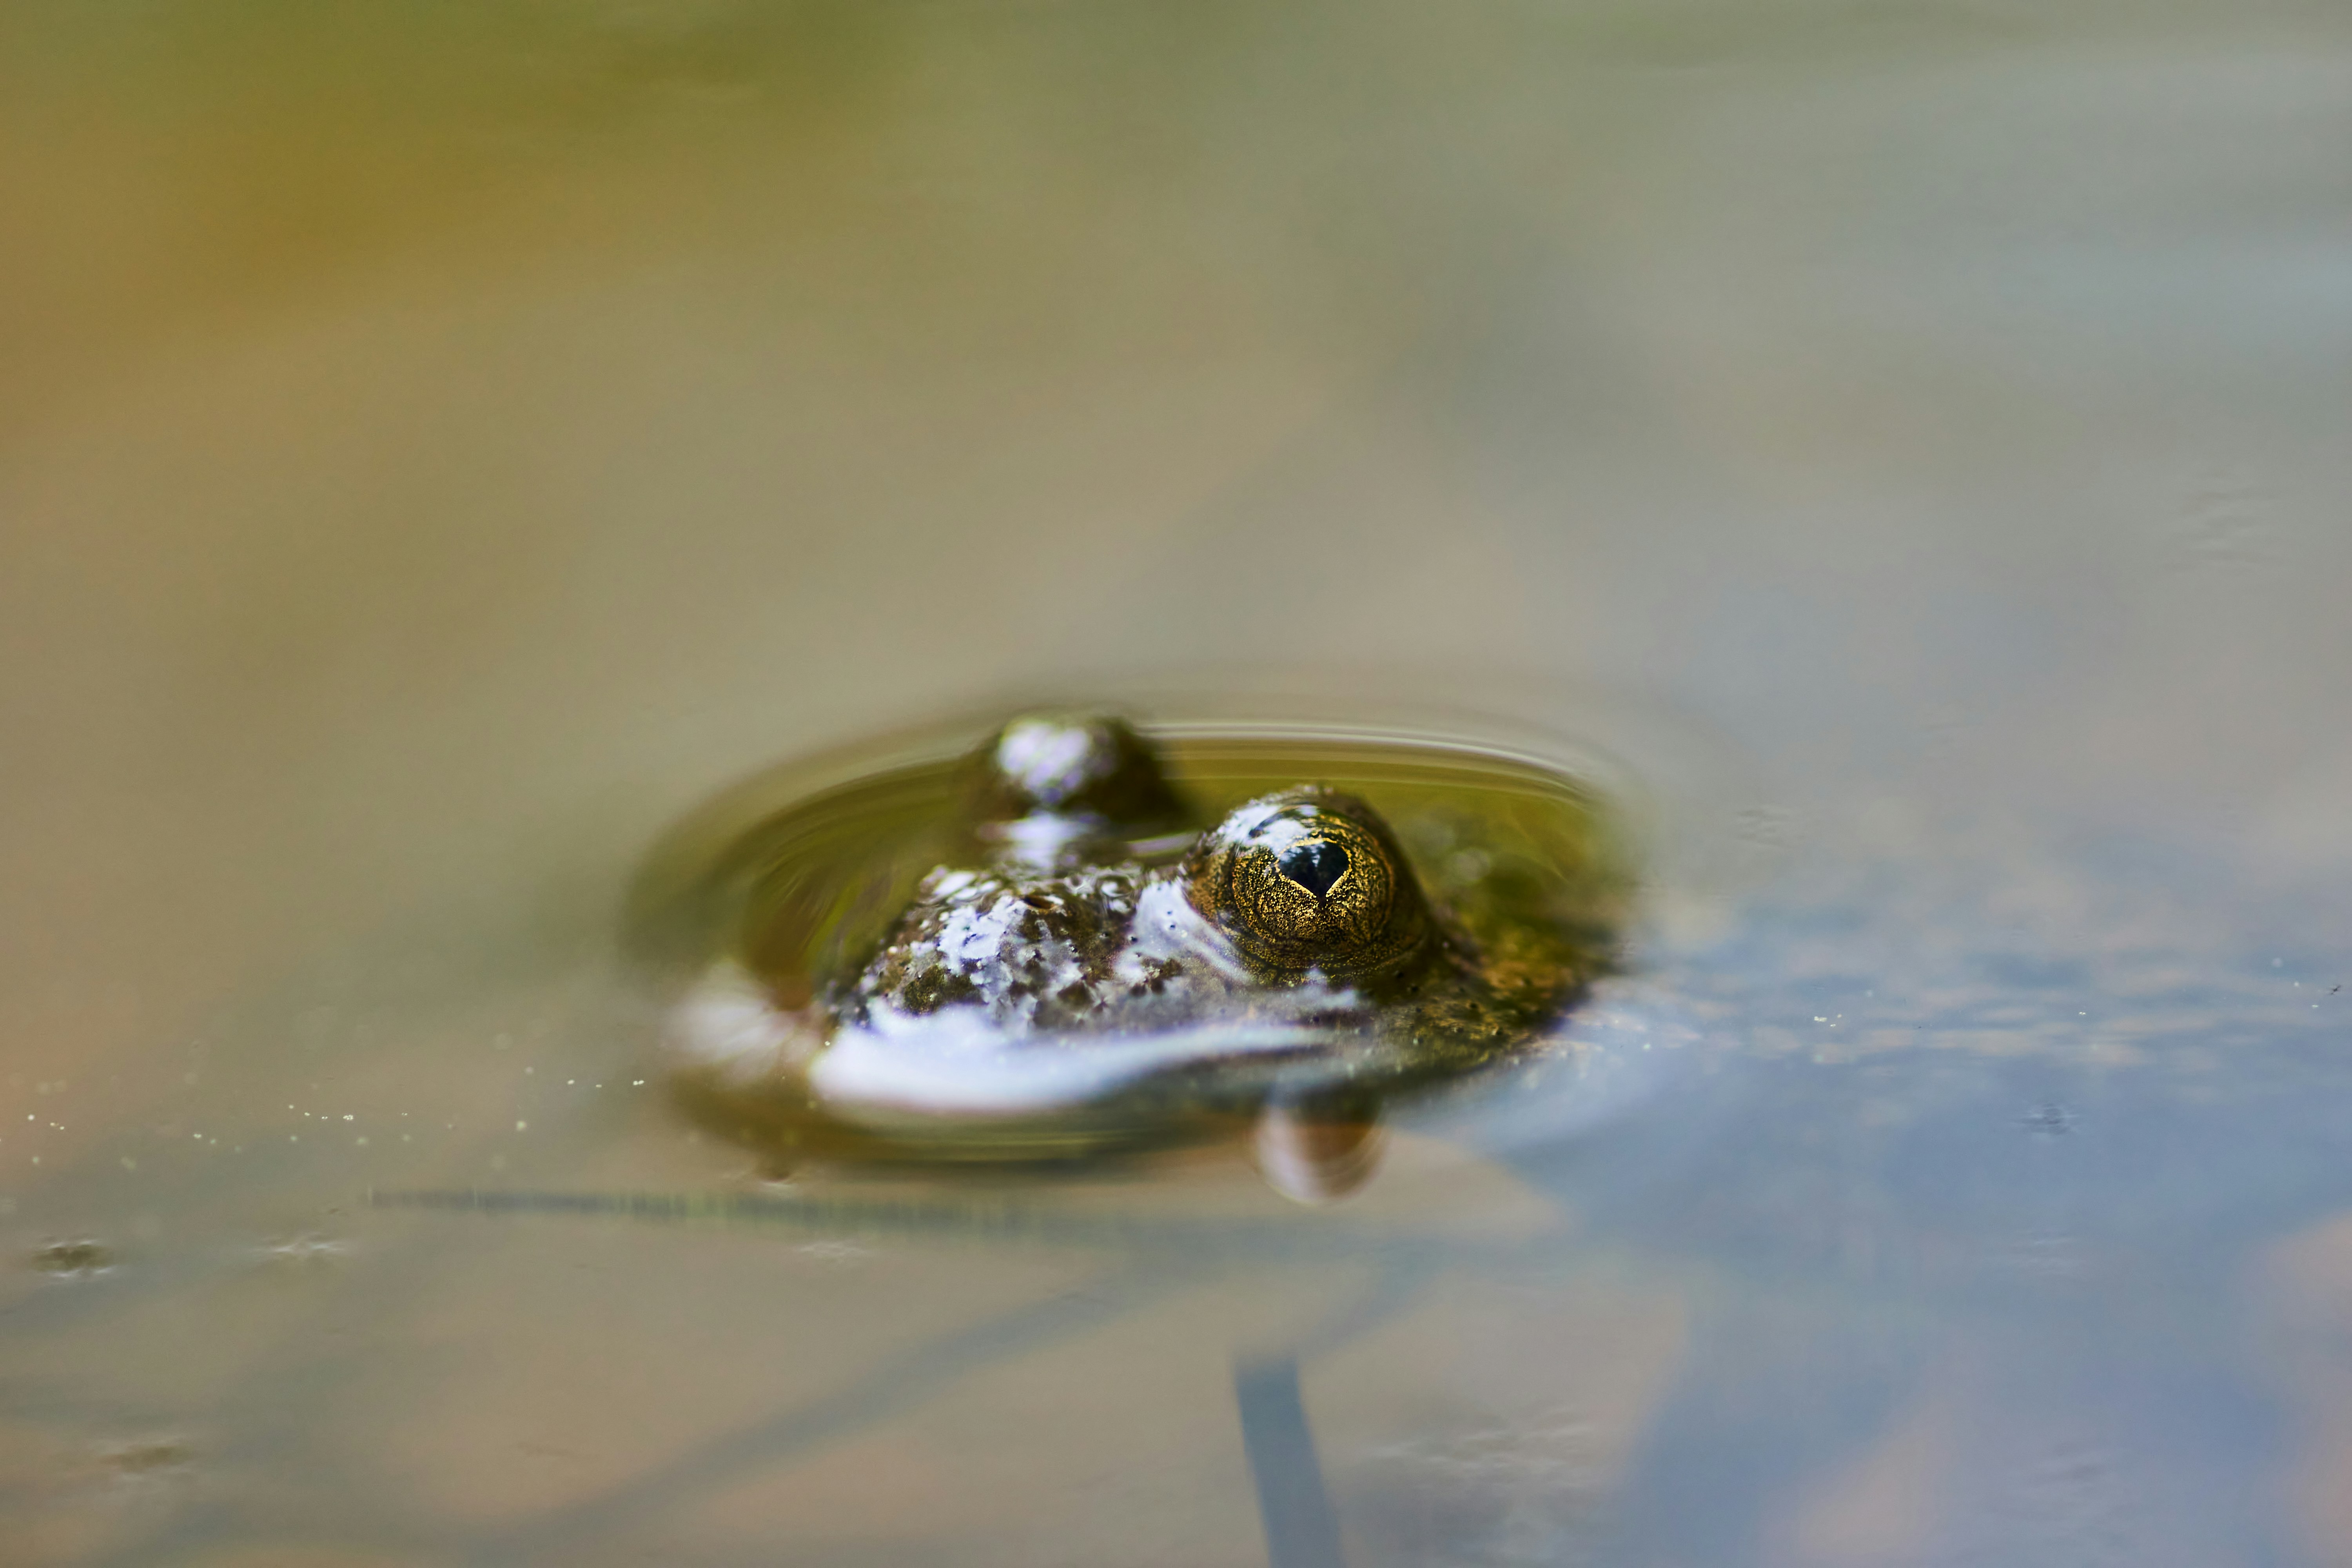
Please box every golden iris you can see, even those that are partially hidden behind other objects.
[1230,819,1394,949]
[1184,789,1430,983]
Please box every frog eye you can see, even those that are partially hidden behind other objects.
[1232,821,1394,949]
[1186,789,1429,981]
[959,712,1188,828]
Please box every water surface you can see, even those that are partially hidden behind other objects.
[2,2,2350,1563]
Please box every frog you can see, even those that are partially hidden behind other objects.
[662,712,1602,1197]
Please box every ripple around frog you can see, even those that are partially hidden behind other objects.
[626,713,1640,1197]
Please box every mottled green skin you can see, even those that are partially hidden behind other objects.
[656,712,1612,1175]
[838,717,1584,1092]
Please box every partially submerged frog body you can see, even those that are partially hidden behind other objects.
[664,713,1602,1196]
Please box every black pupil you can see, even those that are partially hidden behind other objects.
[1277,840,1350,898]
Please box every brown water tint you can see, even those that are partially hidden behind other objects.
[5,0,2352,1561]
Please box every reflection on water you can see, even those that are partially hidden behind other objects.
[3,0,2351,1563]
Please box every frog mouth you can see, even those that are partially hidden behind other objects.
[808,1011,1343,1119]
[667,962,1394,1123]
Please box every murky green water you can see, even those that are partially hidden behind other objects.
[3,2,2350,1564]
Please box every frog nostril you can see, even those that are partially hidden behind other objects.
[1277,841,1349,898]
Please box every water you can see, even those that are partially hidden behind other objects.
[2,2,2349,1563]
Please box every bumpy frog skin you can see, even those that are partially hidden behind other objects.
[664,713,1593,1193]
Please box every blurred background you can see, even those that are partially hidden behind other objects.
[3,2,2350,1563]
